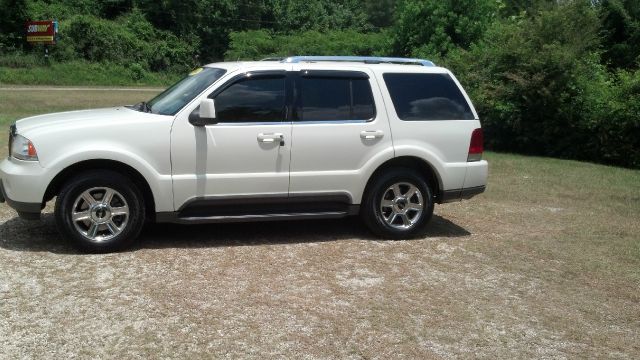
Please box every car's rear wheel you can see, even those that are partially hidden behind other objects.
[55,170,145,252]
[361,168,434,239]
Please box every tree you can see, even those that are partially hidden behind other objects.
[262,0,371,33]
[600,0,640,69]
[444,1,640,165]
[225,29,390,60]
[137,0,373,61]
[0,0,29,51]
[391,0,500,59]
[362,0,397,29]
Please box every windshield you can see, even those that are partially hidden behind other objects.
[146,67,227,115]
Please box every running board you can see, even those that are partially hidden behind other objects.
[156,207,359,224]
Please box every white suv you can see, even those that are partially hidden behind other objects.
[0,56,487,252]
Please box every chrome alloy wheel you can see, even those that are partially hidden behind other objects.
[71,187,129,242]
[379,182,424,230]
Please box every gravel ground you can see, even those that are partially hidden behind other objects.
[1,177,639,358]
[2,206,474,359]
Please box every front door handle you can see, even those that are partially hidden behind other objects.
[360,130,384,140]
[258,133,285,145]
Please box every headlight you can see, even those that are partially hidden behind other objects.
[11,133,39,161]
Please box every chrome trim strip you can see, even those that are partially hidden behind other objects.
[177,192,354,212]
[184,212,347,221]
[212,121,286,126]
[157,211,355,224]
[283,56,436,67]
[294,119,372,125]
[210,119,374,126]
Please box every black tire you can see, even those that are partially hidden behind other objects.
[55,170,146,253]
[361,167,434,239]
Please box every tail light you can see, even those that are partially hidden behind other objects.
[467,128,483,162]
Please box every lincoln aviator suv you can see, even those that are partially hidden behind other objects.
[0,56,487,252]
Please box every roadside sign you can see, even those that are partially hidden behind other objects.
[26,20,58,45]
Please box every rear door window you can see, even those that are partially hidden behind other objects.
[297,72,375,121]
[383,73,474,120]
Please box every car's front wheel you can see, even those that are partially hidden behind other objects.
[361,168,434,239]
[55,170,145,252]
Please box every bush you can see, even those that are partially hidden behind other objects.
[444,2,640,168]
[391,0,499,58]
[225,29,391,60]
[57,11,197,72]
[0,51,46,68]
[577,68,640,168]
[0,59,180,86]
[128,62,146,81]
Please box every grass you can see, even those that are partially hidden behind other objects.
[0,59,181,86]
[0,87,639,357]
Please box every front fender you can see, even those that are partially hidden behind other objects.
[43,147,174,212]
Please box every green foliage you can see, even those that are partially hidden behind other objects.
[446,1,640,168]
[576,67,640,167]
[0,0,29,52]
[447,2,600,155]
[266,0,371,32]
[136,0,373,61]
[225,29,390,60]
[0,59,180,86]
[600,0,640,69]
[56,11,197,72]
[391,0,500,58]
[0,51,45,68]
[136,0,236,62]
[363,0,398,28]
[498,0,559,17]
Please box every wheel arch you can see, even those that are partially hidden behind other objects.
[43,159,156,218]
[362,156,443,204]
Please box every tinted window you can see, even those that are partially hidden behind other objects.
[383,73,474,120]
[299,77,375,121]
[214,76,286,122]
[352,79,376,120]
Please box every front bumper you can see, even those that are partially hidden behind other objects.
[0,178,43,219]
[0,158,47,220]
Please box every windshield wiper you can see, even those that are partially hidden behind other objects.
[132,101,152,113]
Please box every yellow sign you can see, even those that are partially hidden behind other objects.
[26,35,54,42]
[25,20,57,44]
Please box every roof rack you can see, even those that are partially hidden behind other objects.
[260,57,285,61]
[282,56,435,67]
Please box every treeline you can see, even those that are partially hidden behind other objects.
[0,0,639,168]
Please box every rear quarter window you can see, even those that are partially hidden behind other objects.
[383,73,475,121]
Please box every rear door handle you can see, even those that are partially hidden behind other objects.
[360,130,384,140]
[258,133,285,145]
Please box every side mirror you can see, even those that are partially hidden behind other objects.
[189,98,217,126]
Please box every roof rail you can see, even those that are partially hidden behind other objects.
[282,56,435,67]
